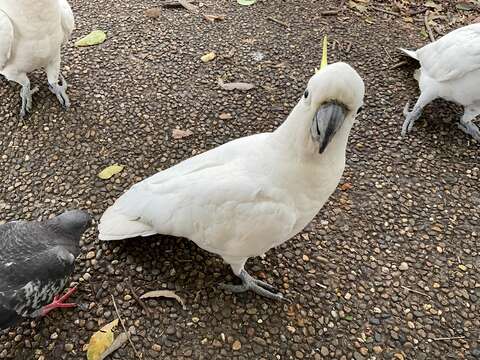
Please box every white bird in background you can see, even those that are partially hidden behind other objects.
[0,0,74,117]
[99,46,365,301]
[400,23,480,141]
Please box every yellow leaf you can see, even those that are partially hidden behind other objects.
[98,164,124,179]
[87,319,119,360]
[75,30,107,47]
[201,52,216,62]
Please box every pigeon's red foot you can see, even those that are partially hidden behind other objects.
[41,287,78,316]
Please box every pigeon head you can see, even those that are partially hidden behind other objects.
[302,62,365,154]
[52,210,92,238]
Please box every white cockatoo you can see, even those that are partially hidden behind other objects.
[0,0,74,117]
[99,50,365,300]
[400,23,480,141]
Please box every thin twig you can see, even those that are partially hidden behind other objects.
[127,277,152,318]
[424,11,435,42]
[321,10,340,16]
[382,45,393,62]
[409,8,427,16]
[431,336,465,341]
[371,6,400,16]
[267,16,289,27]
[390,60,409,70]
[401,286,430,298]
[111,295,141,359]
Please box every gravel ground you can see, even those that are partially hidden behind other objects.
[1,0,479,359]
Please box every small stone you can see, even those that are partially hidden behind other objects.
[64,344,74,352]
[373,346,382,353]
[359,347,368,355]
[287,325,296,333]
[320,346,329,356]
[152,344,161,352]
[124,294,132,301]
[50,332,58,340]
[394,353,405,360]
[86,321,95,330]
[83,273,91,281]
[399,262,409,271]
[86,251,95,259]
[344,292,352,300]
[232,340,242,351]
[353,351,365,360]
[165,325,175,335]
[295,350,304,359]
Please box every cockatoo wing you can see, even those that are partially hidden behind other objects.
[0,10,14,69]
[417,24,480,82]
[58,0,75,43]
[99,162,298,258]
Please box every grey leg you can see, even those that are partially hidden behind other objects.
[457,105,480,142]
[220,269,288,302]
[401,92,436,136]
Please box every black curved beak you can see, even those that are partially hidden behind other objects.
[310,101,348,153]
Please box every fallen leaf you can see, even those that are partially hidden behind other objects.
[100,332,128,360]
[348,0,368,12]
[237,0,257,5]
[456,2,477,11]
[140,290,186,309]
[201,52,216,62]
[218,79,255,91]
[219,113,233,120]
[204,14,226,22]
[340,183,353,191]
[172,129,193,139]
[144,8,162,18]
[75,30,107,47]
[98,164,124,180]
[86,319,119,360]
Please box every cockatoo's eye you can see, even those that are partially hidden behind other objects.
[304,90,309,99]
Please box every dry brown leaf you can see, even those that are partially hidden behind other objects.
[172,129,193,139]
[144,8,161,18]
[218,79,255,91]
[140,290,186,309]
[100,332,129,360]
[219,113,233,120]
[204,14,226,22]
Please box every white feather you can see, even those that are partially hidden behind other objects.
[99,62,365,275]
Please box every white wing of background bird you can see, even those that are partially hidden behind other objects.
[58,0,75,43]
[0,10,13,69]
[416,24,480,82]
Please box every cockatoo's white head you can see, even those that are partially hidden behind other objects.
[303,62,365,153]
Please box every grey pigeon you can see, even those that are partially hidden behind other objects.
[0,210,91,330]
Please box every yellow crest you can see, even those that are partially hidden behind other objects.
[315,36,328,73]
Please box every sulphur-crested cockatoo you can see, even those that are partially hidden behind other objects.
[0,0,74,117]
[400,23,480,141]
[98,59,365,301]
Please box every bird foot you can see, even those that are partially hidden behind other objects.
[457,121,480,142]
[41,287,77,316]
[19,85,39,118]
[401,101,417,136]
[48,74,70,109]
[220,270,290,302]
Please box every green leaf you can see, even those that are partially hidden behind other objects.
[75,30,107,47]
[237,0,257,5]
[98,164,124,179]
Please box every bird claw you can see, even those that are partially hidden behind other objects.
[19,86,39,118]
[41,287,78,316]
[457,121,480,142]
[220,270,290,302]
[49,74,70,109]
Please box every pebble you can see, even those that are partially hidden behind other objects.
[232,340,242,350]
[152,344,161,352]
[64,344,74,352]
[86,251,95,260]
[320,346,329,356]
[399,262,409,271]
